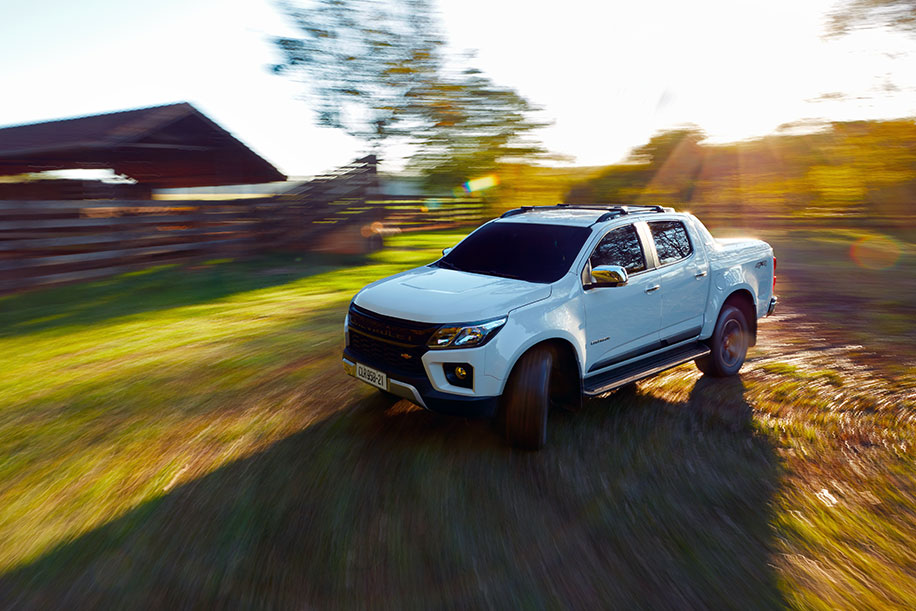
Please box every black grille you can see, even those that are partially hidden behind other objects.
[348,304,437,378]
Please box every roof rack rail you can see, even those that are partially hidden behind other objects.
[499,203,673,222]
[500,206,535,218]
[593,205,671,222]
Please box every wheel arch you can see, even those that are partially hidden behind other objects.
[502,337,583,410]
[722,288,757,346]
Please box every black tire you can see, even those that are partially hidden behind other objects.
[503,345,556,450]
[695,305,750,377]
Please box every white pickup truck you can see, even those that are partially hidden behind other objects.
[343,205,777,449]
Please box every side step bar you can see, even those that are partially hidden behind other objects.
[583,341,710,396]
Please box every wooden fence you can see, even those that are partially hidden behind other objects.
[0,156,489,293]
[0,198,268,292]
[377,200,485,232]
[0,196,486,293]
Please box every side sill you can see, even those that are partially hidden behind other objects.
[583,341,710,396]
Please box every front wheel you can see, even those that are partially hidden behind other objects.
[695,305,750,377]
[502,345,556,450]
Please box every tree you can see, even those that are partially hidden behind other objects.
[406,67,549,191]
[627,127,705,166]
[564,165,651,205]
[272,0,443,144]
[271,0,549,189]
[828,0,916,37]
[565,128,706,205]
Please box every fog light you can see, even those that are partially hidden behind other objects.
[444,363,473,389]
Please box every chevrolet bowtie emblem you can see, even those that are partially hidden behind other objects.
[400,353,412,359]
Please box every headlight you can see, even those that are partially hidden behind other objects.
[427,317,507,349]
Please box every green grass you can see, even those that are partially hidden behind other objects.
[760,363,845,387]
[0,242,447,572]
[0,226,914,608]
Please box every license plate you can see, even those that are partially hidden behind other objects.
[356,362,388,391]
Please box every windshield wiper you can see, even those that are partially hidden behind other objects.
[436,260,460,271]
[438,260,527,281]
[469,268,526,281]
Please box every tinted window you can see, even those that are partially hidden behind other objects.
[649,221,692,265]
[436,222,591,284]
[589,224,646,273]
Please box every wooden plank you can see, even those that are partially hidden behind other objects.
[0,215,260,231]
[0,205,194,216]
[0,238,254,272]
[0,236,261,270]
[0,226,249,251]
[0,199,269,210]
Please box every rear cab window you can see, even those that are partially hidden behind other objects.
[648,220,692,265]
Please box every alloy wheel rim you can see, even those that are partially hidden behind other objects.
[720,319,745,368]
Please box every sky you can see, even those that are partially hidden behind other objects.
[1,0,914,179]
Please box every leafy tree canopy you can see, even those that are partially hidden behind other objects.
[272,0,549,189]
[627,127,706,167]
[828,0,916,36]
[272,0,443,143]
[406,67,549,191]
[564,119,916,219]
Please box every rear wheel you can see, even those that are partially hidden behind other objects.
[503,345,556,450]
[696,305,750,377]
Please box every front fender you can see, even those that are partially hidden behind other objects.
[484,277,586,396]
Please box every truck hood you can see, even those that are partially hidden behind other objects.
[353,266,551,323]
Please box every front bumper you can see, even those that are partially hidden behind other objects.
[342,352,499,419]
[767,296,778,316]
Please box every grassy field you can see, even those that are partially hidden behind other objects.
[715,224,916,385]
[0,226,914,608]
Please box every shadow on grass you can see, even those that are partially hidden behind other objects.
[0,375,785,609]
[0,252,370,339]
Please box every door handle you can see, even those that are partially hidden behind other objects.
[695,270,707,278]
[645,285,660,293]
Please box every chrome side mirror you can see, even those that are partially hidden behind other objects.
[591,265,628,286]
[442,247,454,256]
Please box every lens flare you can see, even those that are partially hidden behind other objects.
[463,174,499,193]
[850,235,901,270]
[360,221,386,238]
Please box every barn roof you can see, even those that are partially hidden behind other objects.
[0,103,285,188]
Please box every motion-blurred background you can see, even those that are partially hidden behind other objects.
[0,0,914,607]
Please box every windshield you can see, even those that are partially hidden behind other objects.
[434,222,591,284]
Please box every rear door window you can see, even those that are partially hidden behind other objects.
[648,221,692,265]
